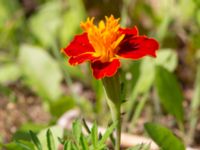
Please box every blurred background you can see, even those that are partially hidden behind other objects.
[0,0,200,149]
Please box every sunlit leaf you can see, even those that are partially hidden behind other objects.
[155,49,178,72]
[29,1,61,47]
[134,58,155,94]
[177,0,196,24]
[59,0,86,46]
[19,44,62,101]
[38,126,63,150]
[0,63,21,84]
[127,58,155,121]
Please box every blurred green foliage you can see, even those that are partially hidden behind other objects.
[0,0,200,149]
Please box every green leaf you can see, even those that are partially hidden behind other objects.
[155,49,178,72]
[98,122,117,146]
[144,123,185,150]
[127,58,155,120]
[72,120,82,144]
[0,84,12,96]
[29,131,42,150]
[46,129,55,150]
[64,141,72,150]
[29,1,61,47]
[0,63,21,84]
[59,0,86,46]
[91,122,98,148]
[155,65,184,122]
[50,96,75,117]
[4,141,32,150]
[18,44,62,101]
[19,123,47,133]
[0,0,19,28]
[13,123,47,141]
[15,140,35,150]
[38,126,63,150]
[80,134,89,150]
[177,0,196,25]
[134,58,155,94]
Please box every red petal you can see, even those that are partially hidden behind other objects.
[63,33,94,57]
[117,36,159,59]
[119,26,138,37]
[69,53,97,65]
[91,59,121,79]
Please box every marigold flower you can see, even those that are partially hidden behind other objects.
[62,15,159,79]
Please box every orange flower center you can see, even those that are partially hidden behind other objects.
[81,15,125,62]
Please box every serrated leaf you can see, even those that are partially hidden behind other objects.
[46,129,55,150]
[29,131,42,150]
[18,44,62,101]
[155,65,184,122]
[144,123,185,150]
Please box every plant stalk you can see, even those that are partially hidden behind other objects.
[115,104,121,150]
[102,73,122,150]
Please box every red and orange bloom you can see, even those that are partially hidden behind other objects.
[62,15,159,79]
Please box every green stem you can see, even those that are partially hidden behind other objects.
[102,73,122,150]
[106,98,121,150]
[115,105,121,150]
